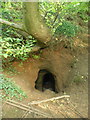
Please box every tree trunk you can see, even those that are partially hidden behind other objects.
[23,2,52,44]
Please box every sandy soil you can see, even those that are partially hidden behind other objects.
[2,40,88,118]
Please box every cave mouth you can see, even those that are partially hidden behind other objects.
[35,69,58,93]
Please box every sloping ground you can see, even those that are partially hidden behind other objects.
[2,96,86,118]
[2,50,88,118]
[64,53,88,117]
[2,33,88,118]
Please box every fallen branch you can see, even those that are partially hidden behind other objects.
[6,101,29,111]
[0,18,23,31]
[0,18,64,51]
[0,18,30,38]
[22,110,30,118]
[6,100,51,118]
[29,95,70,105]
[0,18,48,48]
[68,101,85,118]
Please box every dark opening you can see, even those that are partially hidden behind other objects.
[35,69,58,93]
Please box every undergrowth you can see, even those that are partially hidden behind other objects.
[55,21,79,37]
[1,36,37,64]
[0,75,27,101]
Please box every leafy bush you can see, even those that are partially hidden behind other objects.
[1,36,37,62]
[1,2,88,64]
[39,2,88,34]
[0,75,27,100]
[1,2,37,63]
[2,2,23,22]
[55,21,78,37]
[2,25,22,38]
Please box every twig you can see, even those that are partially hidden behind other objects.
[6,101,29,111]
[6,100,51,118]
[29,95,70,105]
[8,99,30,108]
[22,104,33,118]
[0,18,24,32]
[22,110,29,118]
[68,101,86,118]
[0,18,30,38]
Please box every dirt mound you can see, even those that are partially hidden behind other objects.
[10,46,74,94]
[2,41,88,118]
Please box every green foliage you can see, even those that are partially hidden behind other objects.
[1,2,88,64]
[2,25,22,38]
[32,54,40,59]
[2,2,23,22]
[73,75,85,85]
[39,2,62,33]
[39,2,88,33]
[55,21,78,37]
[1,2,23,38]
[0,2,88,101]
[0,75,27,100]
[1,2,37,64]
[1,36,37,62]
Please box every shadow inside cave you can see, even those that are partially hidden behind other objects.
[35,69,58,93]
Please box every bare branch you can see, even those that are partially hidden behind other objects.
[0,18,23,30]
[0,18,30,38]
[29,95,70,105]
[0,18,51,51]
[6,100,51,117]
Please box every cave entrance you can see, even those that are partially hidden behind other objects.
[35,69,58,93]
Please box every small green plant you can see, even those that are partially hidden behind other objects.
[55,21,78,37]
[73,75,84,85]
[70,59,77,68]
[32,54,40,59]
[0,75,27,100]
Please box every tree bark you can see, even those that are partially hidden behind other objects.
[0,18,53,50]
[23,2,52,44]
